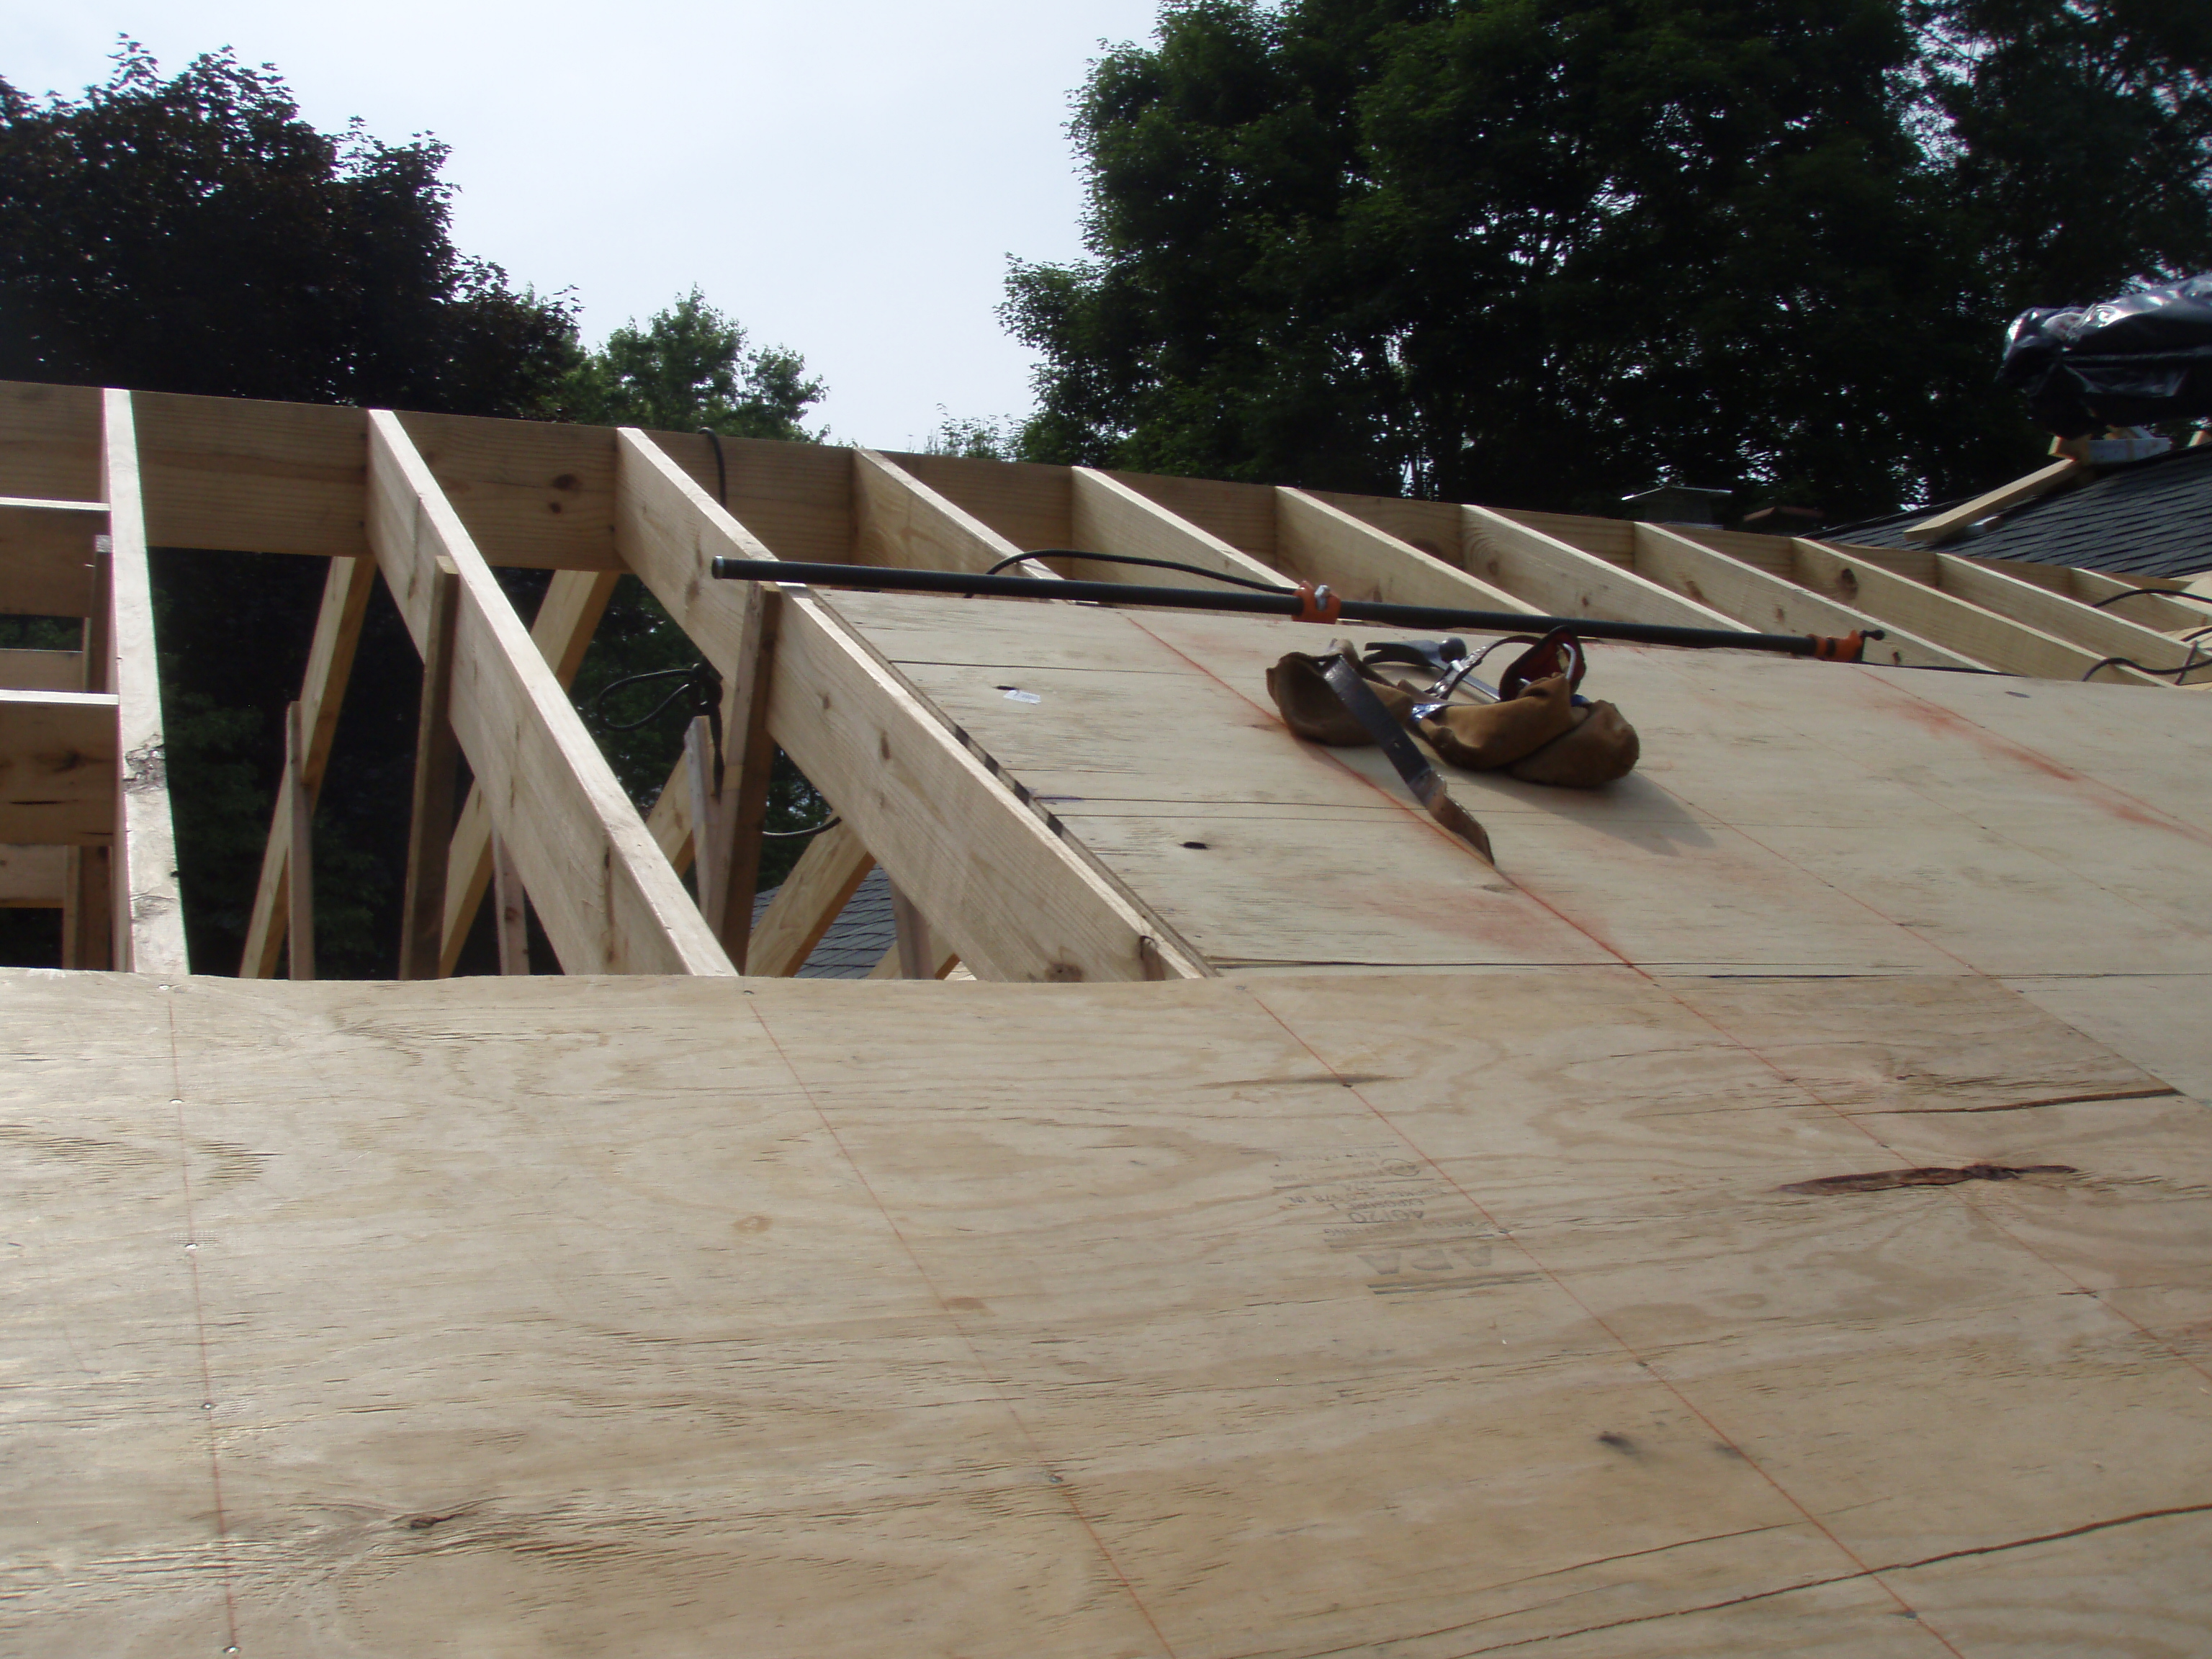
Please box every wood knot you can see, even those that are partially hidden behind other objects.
[1781,1163,2077,1196]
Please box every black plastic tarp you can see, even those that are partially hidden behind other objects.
[1999,274,2212,437]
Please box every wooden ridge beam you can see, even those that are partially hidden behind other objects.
[1070,467,1287,592]
[879,450,1074,553]
[240,556,377,977]
[614,429,1208,983]
[1791,539,2162,686]
[100,391,188,974]
[1632,523,1984,672]
[1272,489,1534,613]
[434,569,621,975]
[1462,505,1747,631]
[368,410,733,976]
[1493,506,1638,565]
[9,373,2203,644]
[0,382,102,500]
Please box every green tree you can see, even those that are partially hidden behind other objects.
[0,44,588,974]
[1006,0,2212,523]
[0,51,834,970]
[1918,1,2212,316]
[561,289,823,439]
[923,408,1021,459]
[557,294,832,896]
[0,42,578,410]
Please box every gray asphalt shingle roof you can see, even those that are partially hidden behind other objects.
[749,863,896,979]
[1829,444,2212,580]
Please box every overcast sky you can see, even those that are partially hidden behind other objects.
[1,1,1164,448]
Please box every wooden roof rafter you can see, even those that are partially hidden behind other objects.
[613,428,1210,983]
[364,410,734,976]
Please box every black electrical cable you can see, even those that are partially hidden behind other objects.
[984,548,1295,594]
[711,557,1873,659]
[587,665,719,731]
[2080,647,2210,683]
[2088,585,2212,610]
[585,665,726,793]
[699,429,729,507]
[587,662,842,837]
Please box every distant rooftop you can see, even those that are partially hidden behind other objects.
[1621,484,1733,526]
[750,863,895,979]
[1830,443,2212,580]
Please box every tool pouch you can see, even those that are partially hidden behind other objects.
[1508,700,1640,787]
[1266,646,1415,745]
[1269,647,1640,790]
[1414,675,1577,770]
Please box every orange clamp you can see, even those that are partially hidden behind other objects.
[1294,582,1342,624]
[1811,631,1866,662]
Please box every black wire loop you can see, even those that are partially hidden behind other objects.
[984,548,1294,594]
[2080,646,2209,683]
[2090,586,2212,611]
[586,665,726,793]
[699,429,729,508]
[585,664,845,839]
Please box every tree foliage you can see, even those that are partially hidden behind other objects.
[0,47,831,971]
[1006,0,2212,521]
[554,294,832,900]
[560,288,824,439]
[0,43,586,974]
[0,43,578,412]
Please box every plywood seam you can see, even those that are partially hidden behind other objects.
[1100,606,1502,870]
[739,996,1182,1657]
[158,986,243,1652]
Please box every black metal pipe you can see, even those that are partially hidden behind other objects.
[708,558,1868,660]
